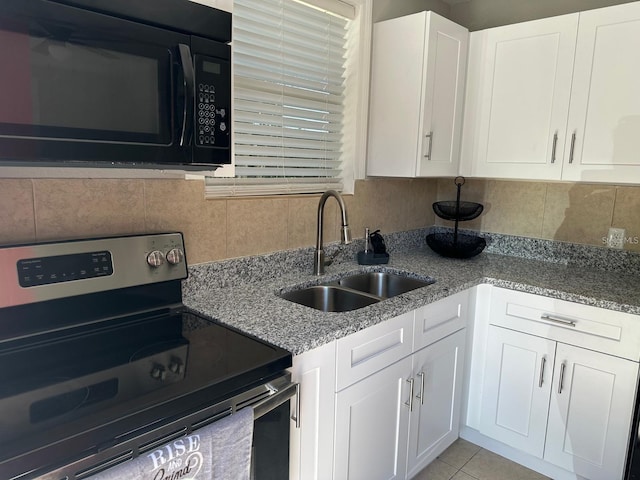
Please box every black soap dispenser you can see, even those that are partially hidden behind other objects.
[357,228,390,265]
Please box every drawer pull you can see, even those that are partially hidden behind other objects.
[404,378,415,412]
[538,356,546,388]
[540,314,576,327]
[558,362,566,394]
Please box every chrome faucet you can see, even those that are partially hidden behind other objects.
[314,190,351,275]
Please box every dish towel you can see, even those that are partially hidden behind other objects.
[88,406,254,480]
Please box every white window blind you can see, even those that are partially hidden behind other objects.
[206,0,351,196]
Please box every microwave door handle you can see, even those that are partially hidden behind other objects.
[178,44,195,147]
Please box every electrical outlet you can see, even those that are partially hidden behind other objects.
[607,228,625,249]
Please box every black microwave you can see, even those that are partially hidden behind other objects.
[0,0,231,170]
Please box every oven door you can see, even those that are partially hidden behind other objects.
[12,374,298,480]
[0,0,193,167]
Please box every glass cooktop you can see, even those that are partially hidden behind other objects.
[0,309,291,462]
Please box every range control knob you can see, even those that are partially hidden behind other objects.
[166,248,185,265]
[150,364,167,381]
[147,250,166,268]
[168,358,185,375]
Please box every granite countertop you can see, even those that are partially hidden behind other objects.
[183,232,640,355]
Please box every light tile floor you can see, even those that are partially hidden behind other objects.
[413,439,551,480]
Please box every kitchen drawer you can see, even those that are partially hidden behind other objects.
[489,287,640,361]
[335,311,414,391]
[413,290,469,351]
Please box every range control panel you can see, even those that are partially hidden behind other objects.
[0,233,187,308]
[18,251,113,288]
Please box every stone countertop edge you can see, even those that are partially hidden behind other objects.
[182,242,640,356]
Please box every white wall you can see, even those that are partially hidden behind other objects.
[372,0,450,22]
[449,0,637,30]
[188,0,232,13]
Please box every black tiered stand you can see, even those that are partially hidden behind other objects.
[426,176,486,258]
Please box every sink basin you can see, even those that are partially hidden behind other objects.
[280,272,434,312]
[336,272,434,298]
[280,285,379,312]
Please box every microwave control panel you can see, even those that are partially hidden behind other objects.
[195,55,230,149]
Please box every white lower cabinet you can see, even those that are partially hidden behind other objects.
[407,329,466,478]
[333,291,470,480]
[291,290,470,480]
[472,287,640,480]
[544,342,638,480]
[333,356,412,480]
[479,326,555,457]
[289,340,336,480]
[334,329,467,480]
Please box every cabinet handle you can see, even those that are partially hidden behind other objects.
[551,132,558,164]
[538,356,546,388]
[417,371,426,405]
[558,362,566,394]
[404,378,415,411]
[540,313,576,327]
[569,132,576,164]
[424,132,433,159]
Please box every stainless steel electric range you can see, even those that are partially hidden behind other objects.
[0,233,295,479]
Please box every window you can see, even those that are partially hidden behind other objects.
[205,0,371,197]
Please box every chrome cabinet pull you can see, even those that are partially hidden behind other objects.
[405,378,415,411]
[540,314,576,327]
[569,132,576,164]
[538,356,546,388]
[417,371,426,405]
[424,132,433,159]
[558,362,566,394]
[551,132,558,163]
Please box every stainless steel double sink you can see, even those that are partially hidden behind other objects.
[280,272,435,312]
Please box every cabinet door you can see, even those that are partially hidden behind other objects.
[367,12,426,177]
[367,12,467,178]
[289,341,336,480]
[562,2,640,183]
[417,12,468,177]
[544,343,639,480]
[407,329,466,478]
[466,14,577,180]
[333,357,412,480]
[479,326,556,457]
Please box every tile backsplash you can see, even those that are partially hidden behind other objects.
[435,178,640,252]
[2,176,639,263]
[0,177,437,264]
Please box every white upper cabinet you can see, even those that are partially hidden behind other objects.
[562,2,640,182]
[367,12,468,177]
[461,1,640,184]
[460,14,578,180]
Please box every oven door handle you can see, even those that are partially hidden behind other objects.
[252,381,299,424]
